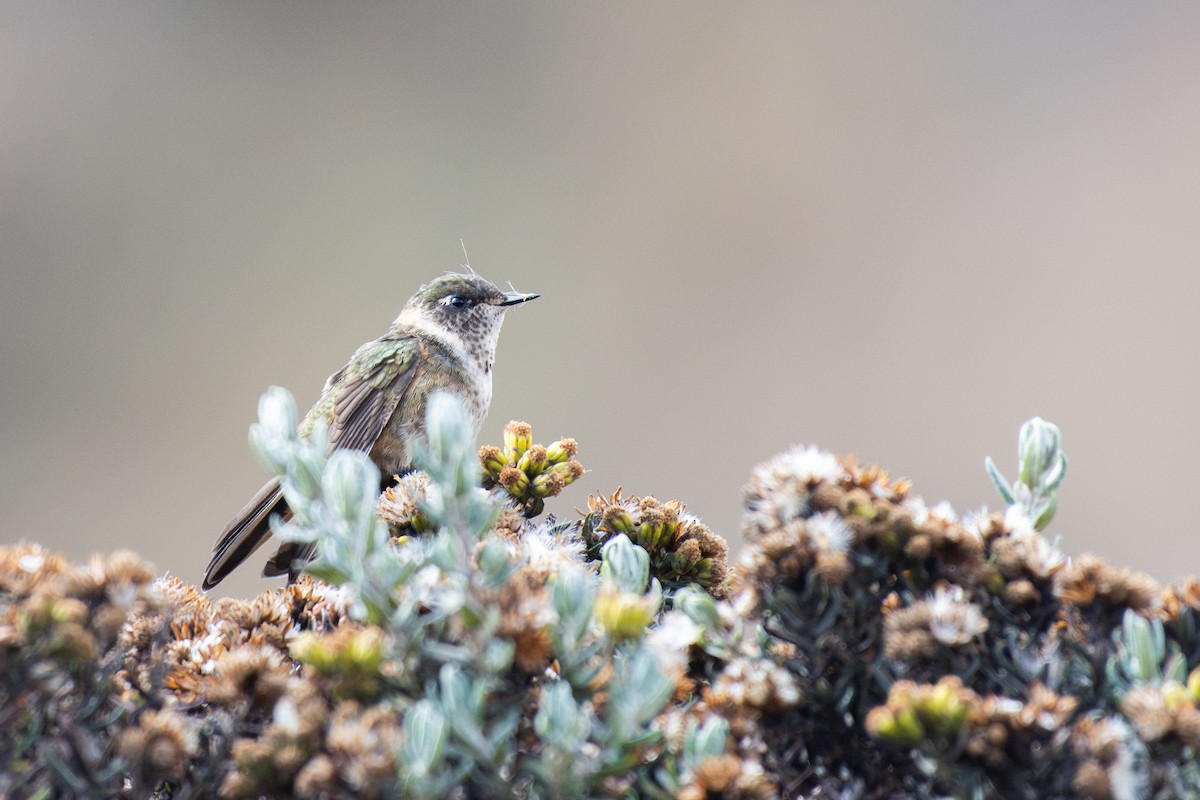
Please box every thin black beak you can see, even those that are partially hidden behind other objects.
[499,292,539,306]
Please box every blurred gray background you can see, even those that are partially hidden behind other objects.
[4,3,1200,599]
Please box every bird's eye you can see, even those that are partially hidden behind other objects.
[441,294,473,310]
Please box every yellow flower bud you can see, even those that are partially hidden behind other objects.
[343,627,385,672]
[594,589,656,640]
[1162,680,1193,714]
[545,438,578,464]
[503,421,533,459]
[290,632,337,672]
[1188,666,1200,703]
[923,681,968,734]
[604,508,635,535]
[516,444,548,475]
[478,445,508,477]
[892,707,926,743]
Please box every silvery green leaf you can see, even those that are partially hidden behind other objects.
[438,663,475,720]
[535,681,590,745]
[648,577,663,615]
[477,538,515,587]
[607,646,674,741]
[420,391,480,492]
[402,700,447,776]
[600,535,650,594]
[1121,609,1162,684]
[683,716,729,768]
[984,456,1015,505]
[290,439,327,500]
[485,706,522,757]
[1040,452,1068,493]
[551,564,595,646]
[322,451,381,529]
[1165,650,1188,685]
[248,425,289,476]
[624,646,674,725]
[1032,496,1057,531]
[257,385,297,444]
[483,638,515,674]
[675,584,721,633]
[1018,417,1061,487]
[267,513,312,544]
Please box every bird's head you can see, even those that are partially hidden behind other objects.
[397,272,538,359]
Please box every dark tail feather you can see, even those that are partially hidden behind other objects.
[263,540,317,581]
[203,477,288,589]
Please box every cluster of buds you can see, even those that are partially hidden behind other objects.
[866,675,978,747]
[582,490,729,596]
[290,626,387,701]
[479,421,584,517]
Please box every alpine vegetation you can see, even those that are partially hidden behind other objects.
[4,395,1200,799]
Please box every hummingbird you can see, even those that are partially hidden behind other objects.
[202,272,538,589]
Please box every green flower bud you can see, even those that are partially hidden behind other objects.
[499,465,530,498]
[636,521,656,550]
[503,421,532,460]
[545,438,578,464]
[516,444,548,475]
[478,445,508,477]
[923,680,969,734]
[891,707,926,744]
[605,508,635,535]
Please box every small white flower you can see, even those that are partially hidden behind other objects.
[1020,534,1066,579]
[961,507,990,540]
[929,501,958,524]
[520,520,586,576]
[719,587,758,630]
[646,610,701,675]
[1003,508,1066,579]
[406,564,444,605]
[1004,505,1036,537]
[743,446,843,539]
[927,585,988,646]
[774,445,843,486]
[190,628,226,675]
[17,553,44,573]
[1100,717,1147,800]
[272,696,302,736]
[769,663,801,705]
[804,511,853,554]
[903,496,930,525]
[713,656,800,709]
